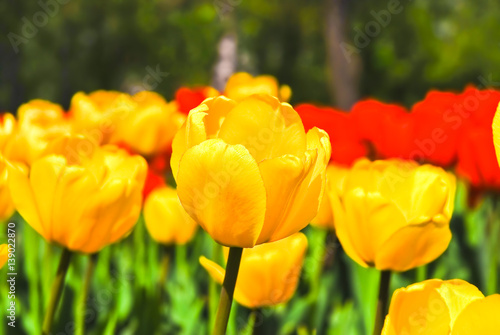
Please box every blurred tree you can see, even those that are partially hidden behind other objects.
[1,0,500,111]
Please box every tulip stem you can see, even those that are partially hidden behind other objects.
[373,270,391,335]
[212,247,243,335]
[159,245,173,302]
[76,253,98,335]
[42,248,72,335]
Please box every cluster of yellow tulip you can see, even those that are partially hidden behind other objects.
[0,72,499,334]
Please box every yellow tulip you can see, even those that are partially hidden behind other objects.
[451,294,500,334]
[382,279,497,335]
[225,72,292,102]
[310,164,349,230]
[200,232,307,308]
[7,135,147,253]
[0,244,8,269]
[171,94,331,248]
[111,91,186,156]
[6,100,72,164]
[332,159,455,271]
[143,185,198,245]
[70,90,135,144]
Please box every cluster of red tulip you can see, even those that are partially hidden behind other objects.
[297,86,500,196]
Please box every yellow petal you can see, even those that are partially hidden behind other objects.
[170,107,209,179]
[0,158,14,221]
[176,139,266,248]
[29,156,68,242]
[452,294,500,334]
[383,284,451,334]
[435,279,485,329]
[199,256,225,285]
[48,162,100,249]
[257,129,330,244]
[379,163,455,226]
[7,161,45,238]
[144,186,198,245]
[200,96,237,138]
[312,164,348,230]
[218,95,307,163]
[236,233,307,308]
[74,148,146,253]
[375,220,452,271]
[310,183,334,229]
[256,154,305,244]
[201,233,308,309]
[493,102,500,165]
[382,279,484,335]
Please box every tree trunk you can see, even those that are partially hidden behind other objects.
[325,0,361,110]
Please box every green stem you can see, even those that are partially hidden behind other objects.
[158,245,173,303]
[42,248,72,335]
[76,253,98,335]
[210,242,223,330]
[416,265,426,283]
[373,270,391,335]
[212,247,243,335]
[242,309,259,335]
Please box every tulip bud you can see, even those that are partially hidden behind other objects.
[110,91,186,156]
[332,158,455,271]
[224,72,292,102]
[200,233,308,308]
[143,185,198,245]
[70,90,135,144]
[171,94,331,248]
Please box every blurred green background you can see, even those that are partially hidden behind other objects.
[1,1,500,334]
[2,0,500,112]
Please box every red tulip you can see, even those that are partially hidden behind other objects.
[175,86,219,115]
[295,103,366,166]
[455,87,500,192]
[350,99,414,160]
[411,90,463,167]
[142,168,167,201]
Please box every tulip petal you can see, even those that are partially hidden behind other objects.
[201,96,237,137]
[382,282,451,335]
[171,110,208,179]
[256,128,330,244]
[218,95,306,162]
[199,256,225,285]
[29,156,68,242]
[7,162,45,239]
[176,139,266,248]
[236,233,307,308]
[452,294,500,334]
[380,163,455,225]
[435,279,484,330]
[256,154,304,244]
[49,164,99,248]
[144,186,198,245]
[492,102,500,165]
[375,220,452,271]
